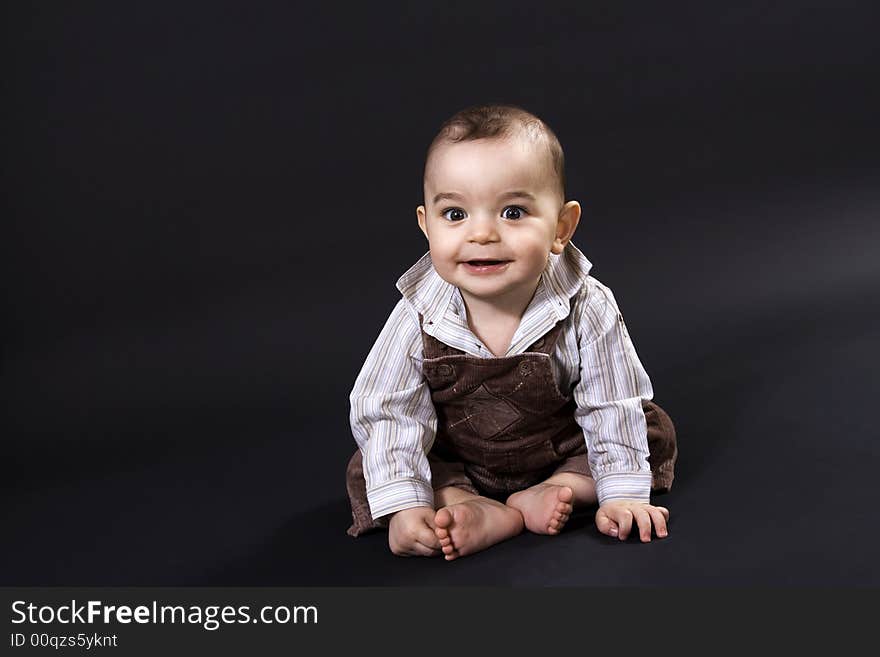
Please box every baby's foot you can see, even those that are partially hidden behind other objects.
[434,498,525,561]
[506,484,574,535]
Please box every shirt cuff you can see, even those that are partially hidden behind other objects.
[367,478,435,521]
[595,472,652,505]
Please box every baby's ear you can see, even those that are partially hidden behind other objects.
[550,240,567,255]
[417,205,429,239]
[552,201,581,254]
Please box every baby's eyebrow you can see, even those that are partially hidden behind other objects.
[432,190,537,204]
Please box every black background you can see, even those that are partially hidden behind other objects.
[4,1,879,585]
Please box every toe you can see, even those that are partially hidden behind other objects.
[435,507,453,529]
[557,486,573,504]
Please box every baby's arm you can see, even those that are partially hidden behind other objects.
[349,299,438,544]
[573,280,671,541]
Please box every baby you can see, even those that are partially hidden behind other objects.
[345,104,677,560]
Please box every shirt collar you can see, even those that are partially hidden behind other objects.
[396,241,593,334]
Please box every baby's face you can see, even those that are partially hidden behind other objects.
[417,135,575,309]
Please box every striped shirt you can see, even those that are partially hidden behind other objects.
[349,241,655,520]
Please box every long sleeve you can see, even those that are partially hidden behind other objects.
[572,280,654,505]
[349,299,437,520]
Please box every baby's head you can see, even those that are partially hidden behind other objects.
[416,104,581,308]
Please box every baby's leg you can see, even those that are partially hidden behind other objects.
[433,486,525,561]
[505,473,597,535]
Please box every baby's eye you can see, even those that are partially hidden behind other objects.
[441,208,466,222]
[502,205,527,220]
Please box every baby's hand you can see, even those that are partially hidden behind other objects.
[387,506,442,557]
[595,500,670,542]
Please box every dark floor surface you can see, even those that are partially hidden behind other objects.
[5,281,877,587]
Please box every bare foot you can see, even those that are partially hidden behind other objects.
[433,498,525,561]
[506,484,574,535]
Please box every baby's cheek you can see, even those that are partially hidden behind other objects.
[431,258,458,285]
[522,249,550,275]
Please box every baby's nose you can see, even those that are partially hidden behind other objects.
[467,214,500,242]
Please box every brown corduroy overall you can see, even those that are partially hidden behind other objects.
[346,316,677,537]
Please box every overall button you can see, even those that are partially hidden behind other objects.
[519,361,533,376]
[438,364,454,376]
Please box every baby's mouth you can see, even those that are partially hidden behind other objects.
[464,259,510,266]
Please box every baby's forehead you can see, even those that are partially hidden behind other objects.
[426,135,555,194]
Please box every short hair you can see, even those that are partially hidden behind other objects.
[423,103,566,201]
